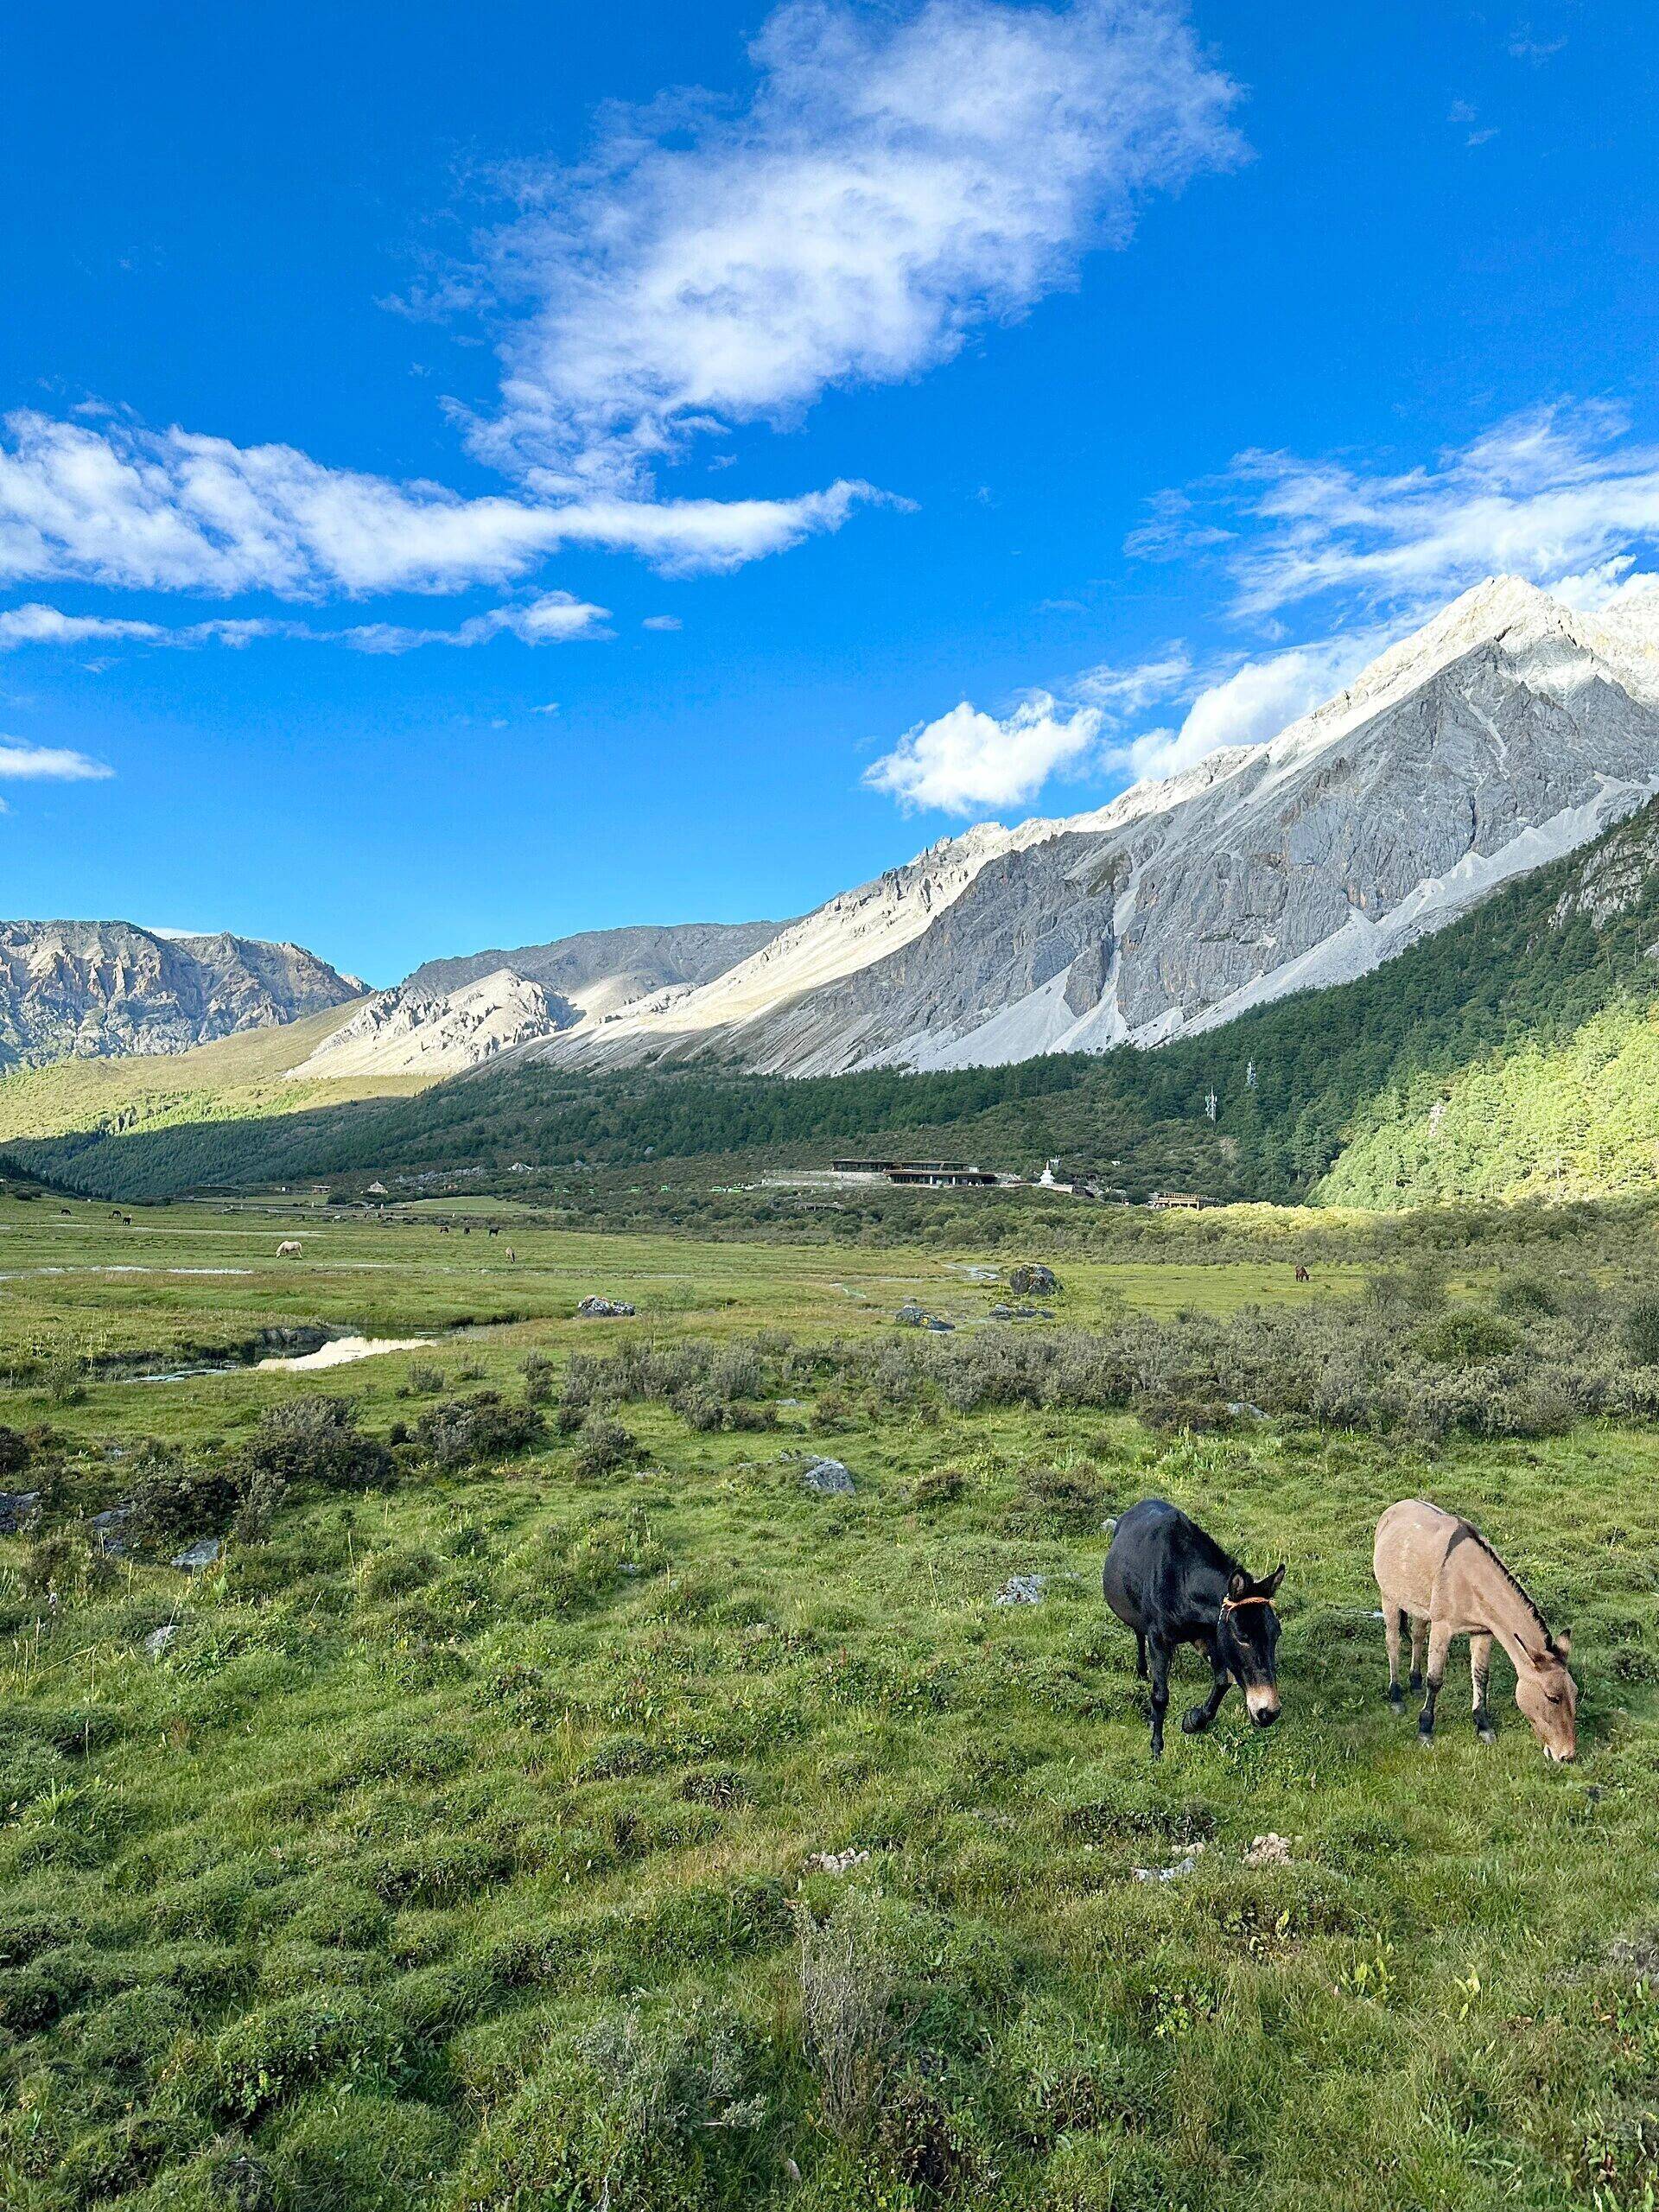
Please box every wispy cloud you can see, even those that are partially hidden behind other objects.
[1507,24,1567,63]
[0,410,880,601]
[0,739,113,781]
[0,591,611,657]
[472,0,1243,493]
[1135,404,1659,620]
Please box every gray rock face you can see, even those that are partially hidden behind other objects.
[519,580,1659,1075]
[0,921,359,1071]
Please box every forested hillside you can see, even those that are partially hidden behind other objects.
[5,795,1659,1208]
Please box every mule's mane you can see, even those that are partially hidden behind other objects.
[1453,1521,1555,1653]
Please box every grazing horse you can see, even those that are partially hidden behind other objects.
[1294,1264,1310,1283]
[1373,1500,1577,1761]
[1103,1498,1286,1758]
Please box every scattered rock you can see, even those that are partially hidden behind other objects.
[171,1537,222,1571]
[925,1317,955,1332]
[804,1847,871,1877]
[143,1624,178,1660]
[1243,1832,1293,1868]
[1225,1401,1269,1421]
[576,1295,636,1319]
[988,1304,1014,1320]
[1009,1263,1059,1297]
[1133,1840,1207,1883]
[92,1504,134,1557]
[0,1489,40,1535]
[995,1574,1047,1605]
[1101,1515,1119,1537]
[801,1457,855,1497]
[895,1300,928,1327]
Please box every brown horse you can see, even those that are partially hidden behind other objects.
[1373,1500,1577,1761]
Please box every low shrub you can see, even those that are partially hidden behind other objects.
[243,1396,392,1496]
[1621,1297,1659,1366]
[414,1392,543,1471]
[1414,1310,1521,1366]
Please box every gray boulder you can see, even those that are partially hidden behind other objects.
[0,1490,40,1535]
[801,1457,855,1497]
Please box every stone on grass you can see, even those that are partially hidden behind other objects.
[92,1505,133,1557]
[1133,1840,1207,1883]
[995,1573,1047,1605]
[801,1457,855,1497]
[1243,1833,1293,1868]
[0,1490,40,1535]
[143,1624,178,1660]
[1009,1264,1059,1297]
[576,1295,636,1319]
[804,1847,871,1877]
[171,1537,222,1571]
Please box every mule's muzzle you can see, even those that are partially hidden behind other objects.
[1244,1686,1281,1727]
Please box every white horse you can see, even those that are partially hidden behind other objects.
[276,1240,302,1258]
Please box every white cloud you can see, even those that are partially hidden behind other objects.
[0,410,880,601]
[475,0,1243,492]
[864,691,1103,812]
[1115,634,1377,781]
[642,613,683,631]
[1204,404,1659,619]
[0,740,113,781]
[0,591,612,656]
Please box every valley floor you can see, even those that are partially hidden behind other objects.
[3,1199,1657,2211]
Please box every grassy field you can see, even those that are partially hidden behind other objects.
[3,1198,1658,2212]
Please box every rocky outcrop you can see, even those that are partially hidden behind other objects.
[0,922,361,1070]
[287,969,566,1080]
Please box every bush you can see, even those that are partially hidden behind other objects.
[1495,1275,1559,1319]
[1621,1297,1659,1366]
[42,1357,86,1407]
[520,1351,556,1404]
[912,1467,966,1508]
[1013,1464,1102,1533]
[125,1444,240,1554]
[1414,1310,1520,1366]
[413,1393,543,1471]
[571,1416,639,1480]
[243,1396,392,1496]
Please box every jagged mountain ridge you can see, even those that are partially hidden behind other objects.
[0,921,362,1071]
[294,918,789,1082]
[505,576,1659,1076]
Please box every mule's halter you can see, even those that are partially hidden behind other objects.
[1219,1594,1272,1617]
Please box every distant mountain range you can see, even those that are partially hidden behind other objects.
[0,921,362,1071]
[294,575,1659,1084]
[10,575,1659,1104]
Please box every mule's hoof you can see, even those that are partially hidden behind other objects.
[1416,1728,1435,1750]
[1408,1672,1424,1694]
[1387,1688,1404,1713]
[1478,1726,1497,1746]
[1180,1706,1211,1735]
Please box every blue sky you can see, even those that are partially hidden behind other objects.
[4,0,1656,982]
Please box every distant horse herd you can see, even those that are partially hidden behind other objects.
[1103,1495,1578,1763]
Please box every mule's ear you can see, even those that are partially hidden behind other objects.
[1554,1626,1573,1659]
[1260,1563,1287,1599]
[1228,1569,1249,1600]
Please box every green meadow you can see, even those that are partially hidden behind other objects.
[3,1194,1658,2212]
